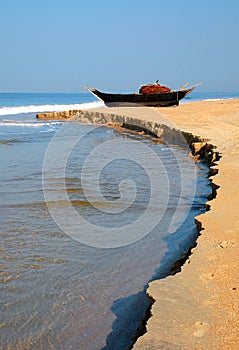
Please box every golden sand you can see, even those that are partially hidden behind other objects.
[131,99,239,349]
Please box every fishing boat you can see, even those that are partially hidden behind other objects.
[85,82,200,107]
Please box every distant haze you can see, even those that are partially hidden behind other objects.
[0,0,238,93]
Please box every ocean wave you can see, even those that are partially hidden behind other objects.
[0,101,105,116]
[203,97,237,101]
[0,120,62,128]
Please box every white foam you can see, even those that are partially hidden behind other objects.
[0,101,105,116]
[203,98,222,102]
[0,120,62,128]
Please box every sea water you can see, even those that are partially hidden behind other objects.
[0,91,224,349]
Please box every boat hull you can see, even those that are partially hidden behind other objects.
[88,88,194,107]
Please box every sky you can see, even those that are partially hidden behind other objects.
[0,0,239,92]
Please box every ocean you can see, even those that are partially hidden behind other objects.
[0,90,234,349]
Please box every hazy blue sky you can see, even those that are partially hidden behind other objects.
[0,0,238,92]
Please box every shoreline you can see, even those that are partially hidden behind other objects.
[132,100,239,350]
[37,99,239,349]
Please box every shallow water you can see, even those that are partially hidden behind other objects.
[0,107,211,349]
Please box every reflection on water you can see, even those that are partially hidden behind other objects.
[0,119,211,349]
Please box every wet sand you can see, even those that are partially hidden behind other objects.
[38,99,239,349]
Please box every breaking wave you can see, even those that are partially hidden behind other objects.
[0,101,105,116]
[0,120,62,128]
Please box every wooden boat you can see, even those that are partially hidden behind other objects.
[86,83,198,107]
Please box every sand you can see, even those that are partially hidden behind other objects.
[134,100,239,350]
[38,99,239,349]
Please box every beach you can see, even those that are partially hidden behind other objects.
[1,0,238,347]
[1,95,212,350]
[69,99,239,349]
[132,99,239,350]
[4,97,239,349]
